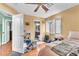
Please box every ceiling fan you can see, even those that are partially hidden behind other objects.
[25,3,54,12]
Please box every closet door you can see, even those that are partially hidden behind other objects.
[12,14,24,53]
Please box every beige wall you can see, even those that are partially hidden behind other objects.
[1,3,79,40]
[47,5,79,38]
[24,15,45,40]
[0,3,46,40]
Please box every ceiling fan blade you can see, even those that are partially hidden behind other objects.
[25,3,47,5]
[42,5,49,12]
[34,4,41,12]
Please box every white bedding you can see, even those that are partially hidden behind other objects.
[52,38,79,56]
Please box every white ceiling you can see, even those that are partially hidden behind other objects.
[6,3,78,18]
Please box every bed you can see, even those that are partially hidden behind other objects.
[51,32,79,56]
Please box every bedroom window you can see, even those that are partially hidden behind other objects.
[46,16,61,35]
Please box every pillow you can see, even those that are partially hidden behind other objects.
[68,31,79,40]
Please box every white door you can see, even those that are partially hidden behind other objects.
[2,19,11,45]
[5,20,11,44]
[12,14,24,53]
[2,18,5,44]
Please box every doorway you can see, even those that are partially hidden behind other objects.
[34,21,40,41]
[0,10,25,55]
[9,21,12,41]
[0,12,12,55]
[5,20,12,42]
[2,18,12,45]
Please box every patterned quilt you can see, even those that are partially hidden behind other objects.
[51,40,79,56]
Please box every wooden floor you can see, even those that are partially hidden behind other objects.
[0,41,12,56]
[22,49,38,56]
[0,41,58,56]
[22,43,46,56]
[0,41,39,56]
[0,42,40,56]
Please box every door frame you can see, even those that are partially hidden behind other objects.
[0,9,24,53]
[2,17,5,44]
[33,20,41,41]
[0,9,13,45]
[5,20,12,43]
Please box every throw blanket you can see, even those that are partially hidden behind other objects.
[51,40,79,56]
